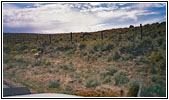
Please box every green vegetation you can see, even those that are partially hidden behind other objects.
[114,71,129,86]
[49,80,60,88]
[128,79,140,97]
[105,66,117,76]
[86,78,101,88]
[113,51,120,60]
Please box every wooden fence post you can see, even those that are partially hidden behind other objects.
[100,31,103,40]
[83,33,85,41]
[49,34,51,43]
[140,24,143,40]
[70,32,72,42]
[36,34,39,43]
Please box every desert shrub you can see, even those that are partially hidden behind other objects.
[114,71,129,86]
[23,49,29,53]
[92,41,103,52]
[5,64,14,70]
[56,44,74,51]
[150,65,157,74]
[106,66,117,76]
[122,54,134,61]
[10,50,18,55]
[141,79,166,97]
[13,43,20,48]
[15,58,25,63]
[65,49,74,56]
[32,60,41,67]
[103,43,114,51]
[65,84,72,91]
[29,43,36,48]
[79,43,86,50]
[4,45,11,53]
[31,49,37,53]
[19,45,28,52]
[128,79,140,97]
[149,51,166,72]
[3,58,9,63]
[107,56,113,62]
[86,78,101,88]
[113,51,120,60]
[58,65,76,71]
[49,79,60,88]
[129,25,134,28]
[45,61,51,66]
[120,38,153,56]
[156,37,165,46]
[103,76,112,84]
[151,76,161,83]
[159,58,166,70]
[100,72,109,79]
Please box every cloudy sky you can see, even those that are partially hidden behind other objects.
[3,2,166,33]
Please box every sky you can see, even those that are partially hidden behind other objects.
[3,2,166,33]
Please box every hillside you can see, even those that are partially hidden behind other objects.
[3,22,166,97]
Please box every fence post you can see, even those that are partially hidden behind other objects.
[36,34,39,43]
[100,31,103,40]
[70,32,72,42]
[140,24,143,40]
[83,33,85,41]
[49,34,51,43]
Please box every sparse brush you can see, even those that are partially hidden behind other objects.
[5,64,14,70]
[113,51,120,60]
[106,66,117,76]
[114,71,129,86]
[31,49,37,53]
[49,79,60,88]
[10,50,18,55]
[15,58,25,63]
[128,79,141,97]
[86,78,101,88]
[23,49,29,53]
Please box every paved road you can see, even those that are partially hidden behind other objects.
[3,83,31,97]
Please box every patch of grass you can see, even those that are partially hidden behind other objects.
[150,65,157,74]
[4,45,11,53]
[3,58,9,63]
[106,66,117,76]
[5,64,14,70]
[103,76,112,84]
[49,79,60,88]
[128,79,140,97]
[113,51,120,60]
[45,61,51,66]
[86,78,101,88]
[100,72,109,79]
[23,49,29,53]
[107,56,113,62]
[79,43,86,50]
[31,49,37,53]
[58,65,76,71]
[10,50,18,55]
[19,45,28,52]
[114,71,129,86]
[15,58,25,63]
[32,60,42,67]
[141,84,166,97]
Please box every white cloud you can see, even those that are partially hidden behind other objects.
[89,3,102,6]
[3,3,165,33]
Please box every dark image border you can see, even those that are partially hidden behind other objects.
[1,1,168,99]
